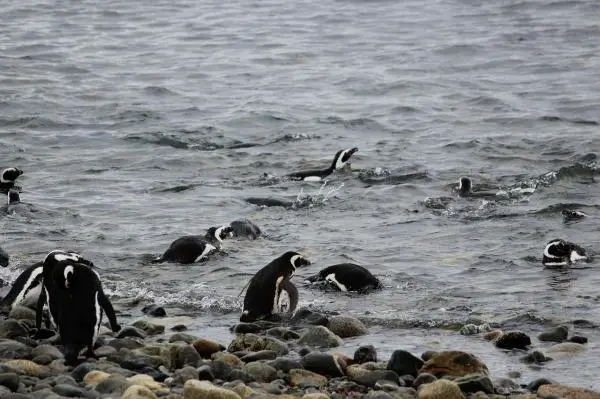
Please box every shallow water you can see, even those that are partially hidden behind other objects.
[2,0,600,389]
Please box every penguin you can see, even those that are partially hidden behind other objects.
[245,197,294,209]
[46,260,120,363]
[276,280,298,314]
[240,251,310,322]
[542,239,588,267]
[0,246,8,267]
[456,177,499,199]
[307,263,382,292]
[6,189,30,214]
[230,219,262,240]
[0,167,23,194]
[287,147,358,181]
[562,209,587,222]
[1,252,93,312]
[153,225,233,264]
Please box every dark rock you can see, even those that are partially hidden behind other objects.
[169,332,198,344]
[349,368,400,387]
[568,335,588,344]
[521,350,551,364]
[230,323,262,334]
[227,334,289,355]
[290,307,329,327]
[173,365,198,385]
[107,337,145,351]
[176,344,201,368]
[527,377,558,391]
[494,331,531,350]
[115,326,147,339]
[298,326,343,348]
[412,372,436,389]
[53,375,77,386]
[419,351,489,378]
[301,352,346,377]
[0,339,31,360]
[141,304,167,317]
[387,350,423,377]
[211,359,248,382]
[0,373,19,392]
[538,326,568,342]
[2,394,31,399]
[171,324,188,332]
[493,377,522,395]
[31,328,55,340]
[268,357,303,373]
[421,351,437,362]
[0,320,28,340]
[399,374,414,387]
[298,346,311,357]
[95,346,117,357]
[71,363,98,382]
[241,350,278,363]
[8,306,36,321]
[197,365,214,381]
[53,384,87,397]
[354,345,377,364]
[244,361,277,382]
[328,316,368,338]
[94,375,131,394]
[454,373,494,394]
[131,320,165,336]
[32,345,63,361]
[266,327,301,340]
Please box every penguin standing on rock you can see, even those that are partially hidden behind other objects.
[0,167,23,194]
[307,263,382,292]
[153,226,233,264]
[240,251,310,322]
[542,239,589,267]
[287,147,358,181]
[35,250,120,363]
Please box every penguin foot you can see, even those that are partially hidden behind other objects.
[84,348,98,359]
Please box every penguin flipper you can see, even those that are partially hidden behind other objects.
[98,290,120,332]
[34,288,47,336]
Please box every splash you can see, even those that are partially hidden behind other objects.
[292,181,344,209]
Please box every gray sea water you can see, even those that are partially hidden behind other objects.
[2,0,600,390]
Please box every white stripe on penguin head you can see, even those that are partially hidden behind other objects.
[64,265,74,288]
[326,273,348,292]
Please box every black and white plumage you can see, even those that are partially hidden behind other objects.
[287,147,358,181]
[562,209,587,223]
[230,219,262,240]
[542,239,588,267]
[153,225,233,264]
[0,246,8,267]
[0,167,23,194]
[456,177,498,199]
[276,280,298,314]
[240,251,310,322]
[6,189,29,214]
[38,255,119,363]
[307,263,382,292]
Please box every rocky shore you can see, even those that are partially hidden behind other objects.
[1,305,599,399]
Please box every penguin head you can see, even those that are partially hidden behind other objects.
[7,189,20,205]
[332,147,359,170]
[0,246,9,267]
[206,226,234,243]
[43,250,92,268]
[0,168,23,183]
[458,177,472,196]
[283,251,311,270]
[543,239,588,266]
[63,265,75,288]
[562,209,587,222]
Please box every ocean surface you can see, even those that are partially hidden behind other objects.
[2,0,600,389]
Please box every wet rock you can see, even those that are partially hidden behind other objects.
[0,373,19,392]
[568,335,588,344]
[521,350,551,364]
[354,345,377,364]
[184,379,242,399]
[419,351,489,377]
[538,326,569,342]
[493,377,522,395]
[95,345,117,357]
[266,327,301,340]
[545,342,587,354]
[453,373,494,394]
[122,384,158,399]
[197,364,214,381]
[84,370,112,385]
[211,359,248,382]
[537,384,600,399]
[53,383,87,397]
[302,352,346,377]
[418,379,465,399]
[31,344,63,361]
[94,375,132,395]
[227,334,289,355]
[303,393,331,399]
[116,326,148,339]
[0,320,28,339]
[133,320,166,336]
[291,307,330,327]
[421,351,437,362]
[71,363,98,382]
[108,337,146,351]
[459,323,492,336]
[268,357,303,373]
[126,374,168,394]
[173,365,199,385]
[494,331,531,350]
[230,323,262,334]
[0,339,31,360]
[241,350,278,363]
[226,381,253,398]
[142,304,167,317]
[176,344,201,368]
[387,350,423,377]
[4,360,49,377]
[193,338,225,358]
[328,316,368,338]
[346,365,400,387]
[298,326,343,348]
[8,306,36,321]
[169,332,199,344]
[527,378,557,391]
[483,330,503,341]
[244,361,277,382]
[212,352,244,367]
[171,324,188,332]
[289,369,328,388]
[413,373,436,389]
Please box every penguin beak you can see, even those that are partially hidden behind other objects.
[349,147,358,155]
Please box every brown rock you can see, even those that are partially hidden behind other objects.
[4,360,49,376]
[418,379,465,399]
[538,384,600,399]
[419,351,489,377]
[193,338,225,358]
[211,352,244,367]
[84,370,112,385]
[289,369,328,388]
[122,384,158,399]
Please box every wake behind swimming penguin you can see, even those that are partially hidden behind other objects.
[153,226,233,264]
[307,263,382,292]
[240,251,310,322]
[287,147,358,182]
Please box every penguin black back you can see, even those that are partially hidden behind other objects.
[287,147,358,181]
[542,239,588,267]
[0,245,8,267]
[241,251,310,322]
[154,225,233,264]
[307,263,382,292]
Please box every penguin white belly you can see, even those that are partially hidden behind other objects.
[93,291,103,346]
[194,243,216,262]
[303,176,323,182]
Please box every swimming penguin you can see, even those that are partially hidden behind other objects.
[562,209,587,223]
[287,147,358,181]
[230,218,262,240]
[245,197,295,209]
[456,177,498,199]
[6,189,31,215]
[0,246,8,267]
[0,252,93,313]
[307,263,382,292]
[45,260,120,363]
[240,251,310,322]
[0,167,23,194]
[542,239,588,267]
[153,225,233,264]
